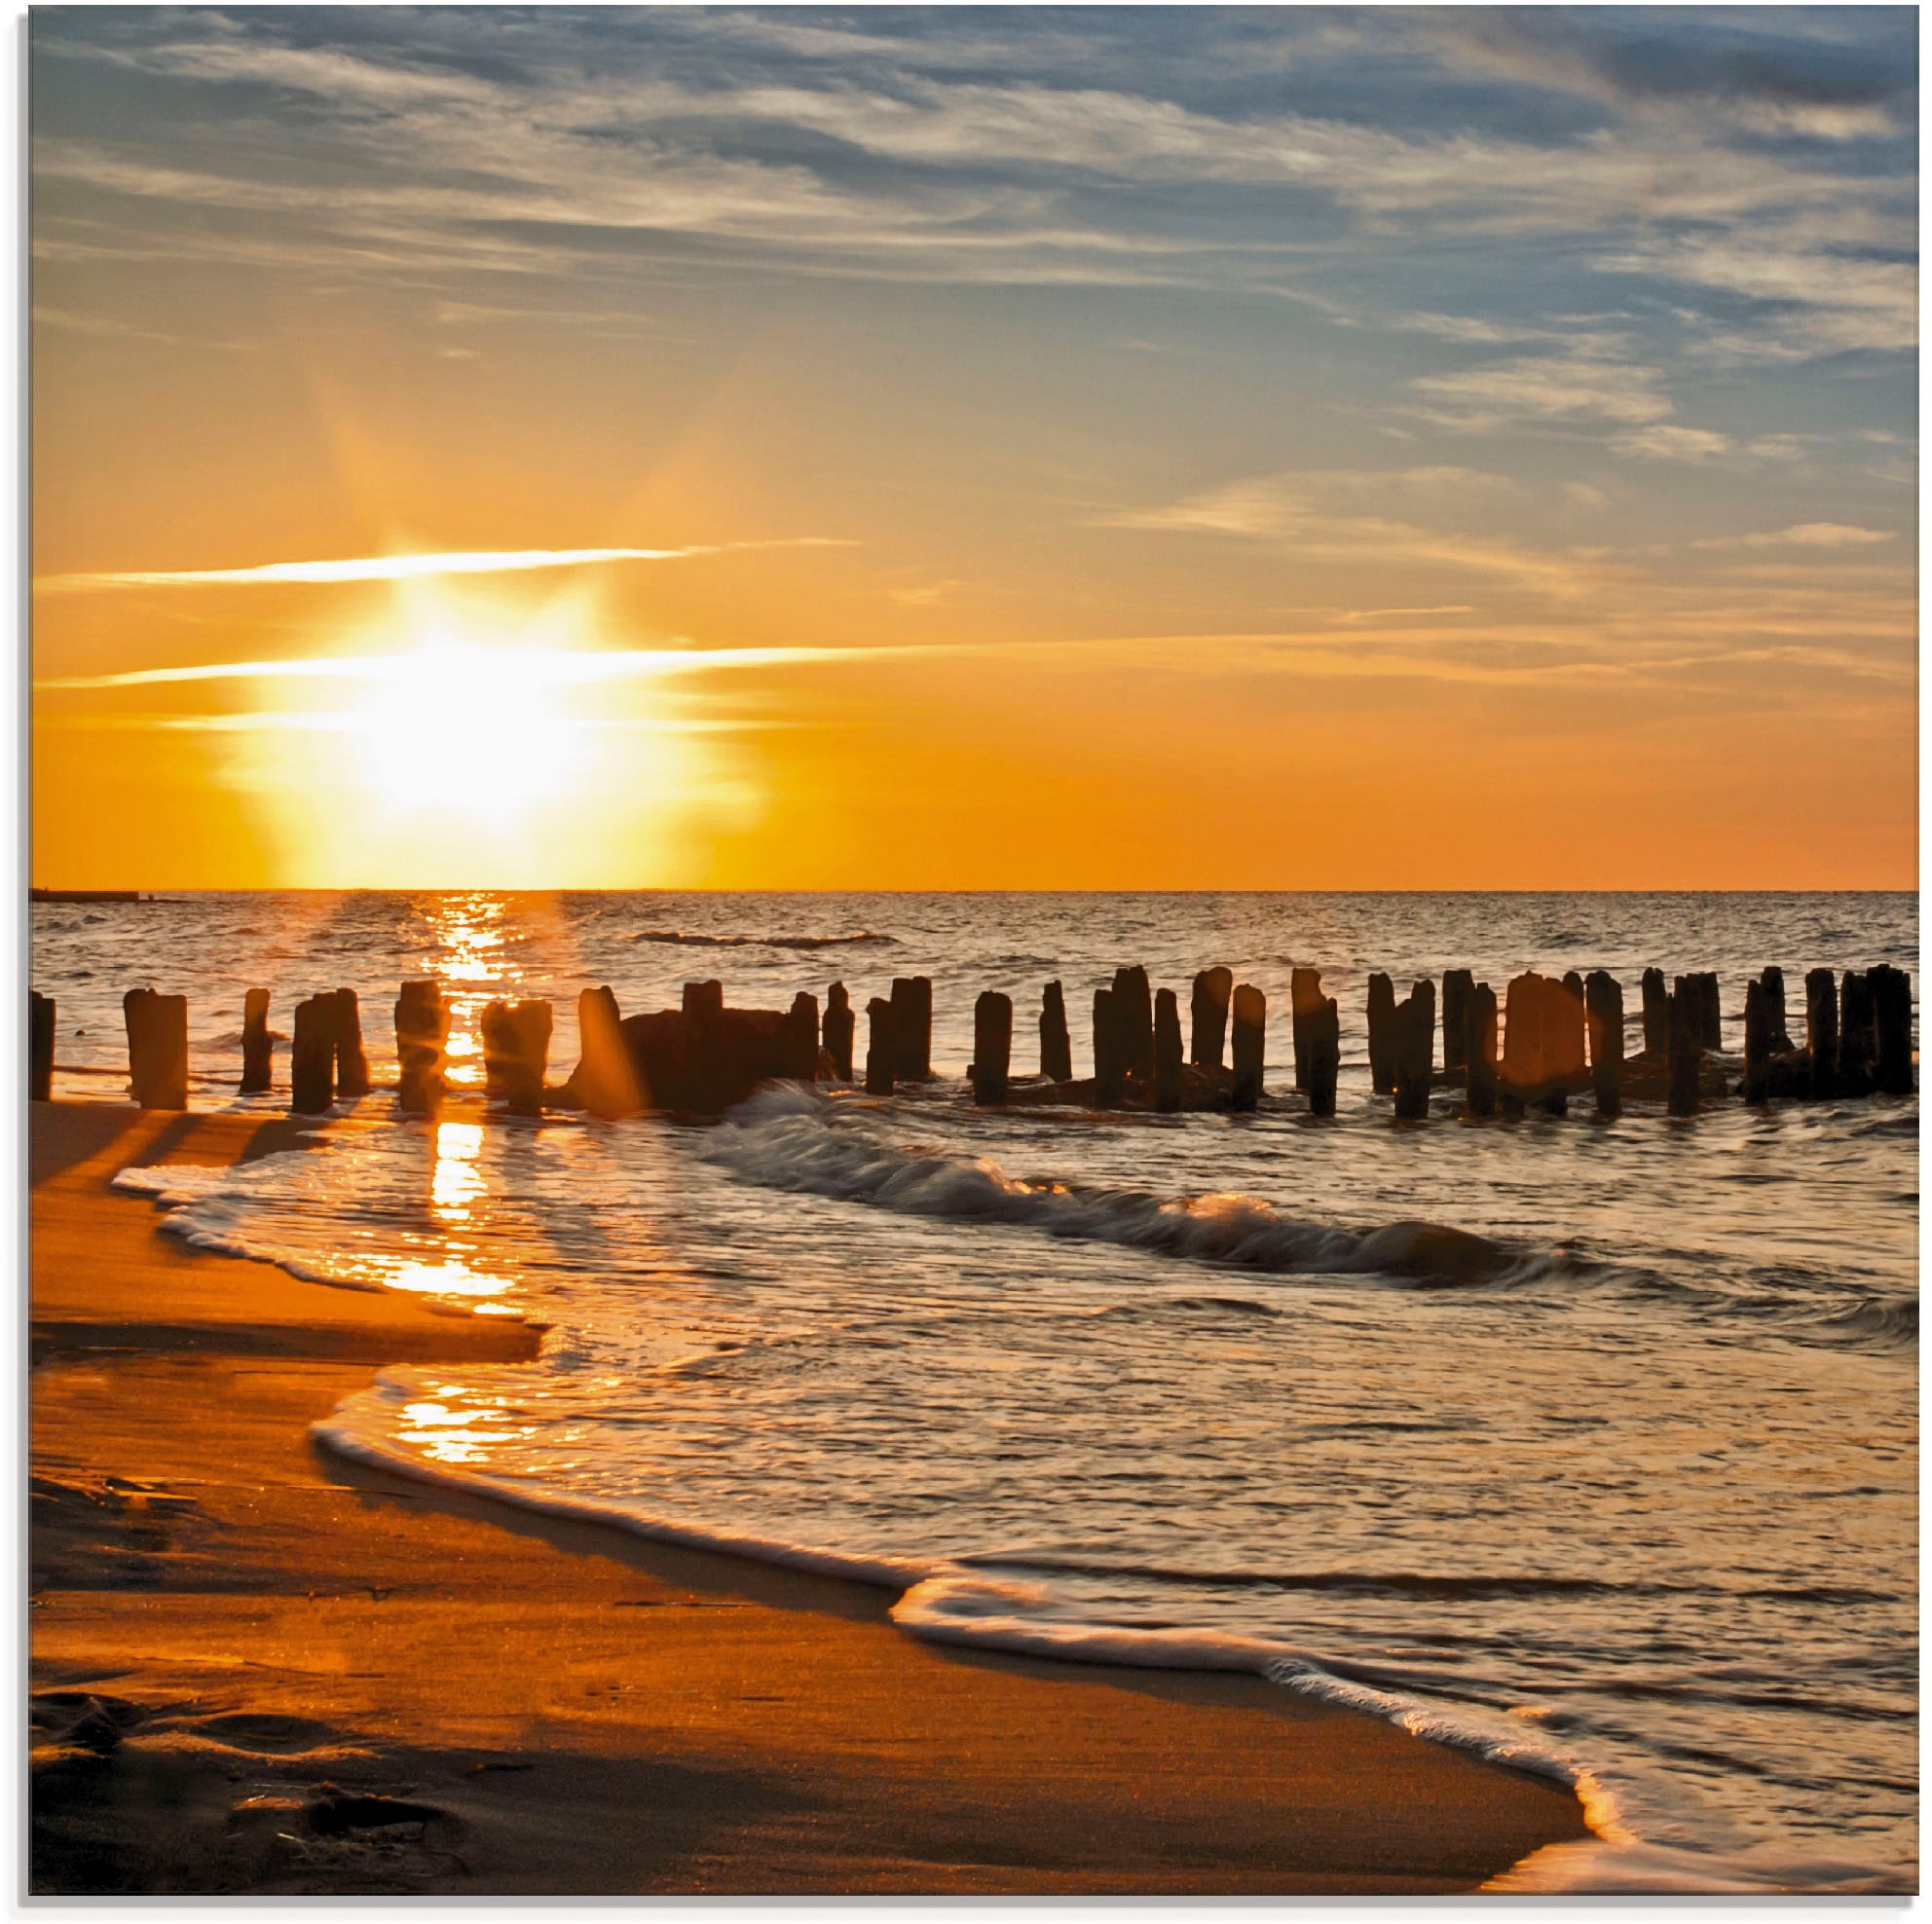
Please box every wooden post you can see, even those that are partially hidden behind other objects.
[1040,980,1072,1083]
[1759,967,1793,1053]
[1092,988,1123,1103]
[1229,983,1265,1113]
[1547,974,1584,1117]
[504,1000,552,1115]
[1366,973,1395,1094]
[1153,987,1182,1112]
[1584,970,1623,1119]
[1465,982,1499,1118]
[1872,965,1913,1095]
[1501,973,1544,1119]
[1190,967,1232,1069]
[290,994,335,1115]
[1112,967,1154,1080]
[1641,968,1667,1057]
[241,987,272,1093]
[779,991,819,1082]
[889,977,932,1081]
[823,982,855,1082]
[333,987,372,1099]
[482,999,514,1102]
[1667,977,1701,1117]
[1838,972,1876,1098]
[123,988,188,1111]
[394,980,449,1117]
[29,991,54,1102]
[1441,970,1472,1077]
[1391,985,1431,1121]
[864,997,897,1096]
[972,991,1013,1105]
[1290,968,1323,1092]
[1742,979,1772,1104]
[1691,973,1721,1052]
[574,985,639,1117]
[1804,968,1839,1099]
[1305,993,1339,1118]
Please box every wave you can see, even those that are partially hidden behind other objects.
[631,929,898,950]
[707,1084,1515,1284]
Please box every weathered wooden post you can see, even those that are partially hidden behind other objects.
[241,987,272,1093]
[1692,973,1722,1052]
[290,994,335,1115]
[1742,979,1773,1105]
[481,999,513,1101]
[1441,970,1473,1078]
[1465,982,1499,1118]
[1804,968,1838,1099]
[123,987,188,1110]
[333,988,372,1099]
[1838,972,1876,1098]
[394,979,449,1117]
[684,979,725,1113]
[1501,973,1544,1119]
[865,996,897,1096]
[1229,982,1265,1113]
[779,991,819,1082]
[1666,977,1701,1117]
[1641,968,1668,1057]
[1290,968,1323,1092]
[1759,967,1793,1053]
[1872,965,1913,1095]
[1112,966,1154,1080]
[972,991,1013,1105]
[574,985,639,1117]
[1093,988,1124,1103]
[1584,970,1623,1119]
[29,991,54,1102]
[503,1000,552,1115]
[1305,992,1339,1118]
[1548,973,1585,1117]
[1153,987,1183,1112]
[1040,980,1072,1083]
[1366,973,1395,1094]
[1391,985,1432,1121]
[890,977,932,1081]
[823,982,855,1082]
[1190,967,1232,1069]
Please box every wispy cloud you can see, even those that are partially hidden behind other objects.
[1691,523,1899,550]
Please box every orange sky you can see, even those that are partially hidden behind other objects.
[30,8,1917,889]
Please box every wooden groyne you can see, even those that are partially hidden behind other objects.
[37,956,1917,1125]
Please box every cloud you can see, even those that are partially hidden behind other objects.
[1409,347,1671,430]
[1692,523,1899,551]
[1610,426,1734,462]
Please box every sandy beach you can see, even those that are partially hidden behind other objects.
[29,1098,1591,1895]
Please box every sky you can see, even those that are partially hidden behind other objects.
[30,5,1918,889]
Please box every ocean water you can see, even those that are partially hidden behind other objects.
[35,891,1918,1893]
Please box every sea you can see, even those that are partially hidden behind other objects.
[31,890,1917,1894]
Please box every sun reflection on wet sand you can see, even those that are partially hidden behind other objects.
[380,1119,515,1304]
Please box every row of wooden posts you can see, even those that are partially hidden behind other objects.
[26,960,1913,1119]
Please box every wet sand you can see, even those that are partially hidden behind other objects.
[29,1100,1591,1895]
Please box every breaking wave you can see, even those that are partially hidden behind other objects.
[632,929,898,949]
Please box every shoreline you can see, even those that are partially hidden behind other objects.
[31,1098,1593,1895]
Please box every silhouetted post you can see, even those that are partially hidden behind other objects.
[779,991,819,1083]
[1641,968,1667,1057]
[333,987,372,1099]
[1547,973,1584,1117]
[1692,973,1721,1052]
[1093,988,1124,1103]
[1465,982,1499,1118]
[865,997,897,1096]
[972,991,1013,1105]
[241,987,272,1093]
[1366,973,1395,1094]
[1040,980,1072,1083]
[482,999,513,1101]
[1501,973,1544,1119]
[1229,983,1265,1113]
[1290,968,1323,1092]
[890,977,932,1081]
[1667,978,1701,1117]
[1872,965,1913,1095]
[1112,966,1154,1080]
[1305,993,1339,1118]
[575,985,639,1117]
[1759,967,1793,1053]
[1839,972,1876,1098]
[1584,970,1623,1119]
[29,992,53,1102]
[123,987,188,1110]
[1742,979,1773,1105]
[290,994,335,1115]
[504,1000,552,1115]
[395,980,449,1118]
[1441,970,1473,1078]
[1190,967,1232,1069]
[823,982,855,1082]
[1391,985,1431,1121]
[1804,968,1838,1099]
[1153,987,1182,1112]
